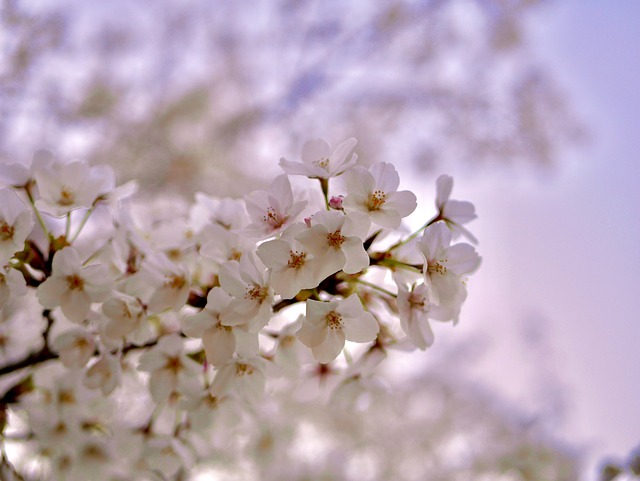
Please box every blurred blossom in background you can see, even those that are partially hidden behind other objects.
[1,0,638,479]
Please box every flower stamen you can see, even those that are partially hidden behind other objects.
[367,190,386,211]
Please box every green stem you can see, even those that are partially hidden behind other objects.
[64,212,71,239]
[24,184,51,241]
[388,213,441,252]
[354,279,397,298]
[70,206,96,243]
[319,178,330,210]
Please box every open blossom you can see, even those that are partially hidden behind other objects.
[37,247,113,323]
[34,160,116,217]
[297,294,379,364]
[343,162,417,229]
[0,264,27,308]
[244,174,307,238]
[190,194,249,232]
[52,329,96,369]
[417,222,481,320]
[435,174,478,243]
[141,254,191,314]
[84,354,122,395]
[101,292,147,341]
[138,334,201,402]
[256,223,320,299]
[396,278,454,350]
[182,287,258,366]
[210,356,267,401]
[296,210,370,282]
[0,188,34,264]
[219,254,273,332]
[279,137,358,179]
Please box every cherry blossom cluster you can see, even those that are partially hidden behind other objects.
[0,139,480,480]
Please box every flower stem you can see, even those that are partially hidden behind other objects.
[354,278,397,298]
[319,178,330,210]
[70,205,96,243]
[388,213,441,251]
[24,183,51,241]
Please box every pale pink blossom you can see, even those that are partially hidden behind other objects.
[37,247,113,323]
[295,210,370,282]
[435,174,478,243]
[244,174,307,238]
[34,161,116,217]
[0,187,34,264]
[279,137,357,179]
[297,294,379,364]
[343,162,417,229]
[417,222,480,321]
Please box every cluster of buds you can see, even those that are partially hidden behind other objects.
[0,139,480,480]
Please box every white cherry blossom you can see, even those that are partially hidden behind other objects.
[244,174,307,238]
[436,174,478,243]
[101,292,148,341]
[52,329,96,369]
[256,223,320,299]
[34,160,116,217]
[297,294,379,364]
[0,264,27,308]
[141,254,191,314]
[417,222,481,320]
[182,287,258,366]
[210,356,267,401]
[84,354,122,395]
[138,334,201,403]
[37,247,113,323]
[295,210,370,282]
[279,137,358,179]
[219,254,273,332]
[343,162,417,229]
[0,187,34,264]
[396,278,453,350]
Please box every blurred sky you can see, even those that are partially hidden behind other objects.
[404,2,640,478]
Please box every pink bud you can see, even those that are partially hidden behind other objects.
[329,195,344,210]
[304,217,312,227]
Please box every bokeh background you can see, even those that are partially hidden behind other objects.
[1,0,638,479]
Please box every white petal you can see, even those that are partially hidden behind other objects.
[202,327,235,367]
[342,311,379,343]
[312,328,346,364]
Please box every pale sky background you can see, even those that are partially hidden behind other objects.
[399,2,640,478]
